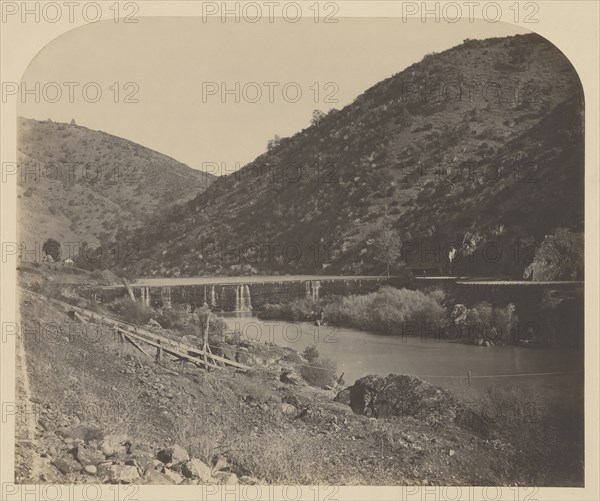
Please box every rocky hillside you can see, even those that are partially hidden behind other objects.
[17,118,214,244]
[119,33,583,278]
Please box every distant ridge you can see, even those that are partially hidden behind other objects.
[17,117,215,244]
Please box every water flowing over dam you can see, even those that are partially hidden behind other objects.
[235,284,252,311]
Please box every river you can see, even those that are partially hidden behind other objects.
[221,312,583,395]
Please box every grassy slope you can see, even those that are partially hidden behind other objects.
[120,33,583,278]
[17,118,215,244]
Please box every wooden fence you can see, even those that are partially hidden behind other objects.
[28,292,249,372]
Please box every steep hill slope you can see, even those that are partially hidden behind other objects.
[17,118,214,245]
[120,33,583,278]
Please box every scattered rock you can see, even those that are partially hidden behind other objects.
[281,394,300,407]
[148,318,163,329]
[83,465,97,475]
[130,454,155,474]
[181,458,213,481]
[75,444,105,466]
[56,424,104,443]
[143,469,176,484]
[333,388,351,406]
[449,449,456,457]
[280,403,297,415]
[239,475,260,485]
[211,454,230,472]
[53,455,81,474]
[100,434,129,457]
[162,467,184,484]
[214,471,238,485]
[280,369,301,385]
[157,444,189,464]
[98,464,140,484]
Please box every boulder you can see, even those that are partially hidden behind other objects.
[280,403,297,415]
[98,464,140,484]
[333,388,351,406]
[211,454,230,472]
[75,444,105,466]
[83,465,97,475]
[148,318,163,329]
[181,458,214,481]
[162,468,184,484]
[281,394,300,407]
[130,454,155,474]
[280,369,301,385]
[100,434,129,457]
[215,345,237,362]
[53,455,81,474]
[336,374,494,437]
[156,444,189,464]
[214,471,238,485]
[143,469,176,485]
[336,374,460,422]
[239,475,260,485]
[56,424,104,443]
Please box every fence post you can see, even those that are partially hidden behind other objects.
[156,339,163,362]
[468,370,472,386]
[203,314,210,371]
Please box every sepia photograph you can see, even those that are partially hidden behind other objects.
[1,2,598,499]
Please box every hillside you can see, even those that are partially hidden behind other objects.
[119,33,583,278]
[17,118,215,245]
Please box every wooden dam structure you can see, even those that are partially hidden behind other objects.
[90,275,400,311]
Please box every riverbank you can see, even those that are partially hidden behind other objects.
[258,286,583,347]
[15,266,584,485]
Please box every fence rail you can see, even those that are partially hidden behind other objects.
[24,290,249,371]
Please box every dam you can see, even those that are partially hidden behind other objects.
[91,275,400,312]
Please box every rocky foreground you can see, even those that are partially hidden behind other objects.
[15,286,583,486]
[18,427,258,485]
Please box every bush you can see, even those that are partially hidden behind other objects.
[109,296,153,325]
[259,297,323,322]
[324,286,446,335]
[452,302,518,344]
[157,305,227,341]
[302,345,319,363]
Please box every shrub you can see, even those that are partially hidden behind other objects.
[324,286,446,335]
[259,297,323,322]
[302,345,319,363]
[158,305,227,341]
[109,296,153,325]
[452,302,518,344]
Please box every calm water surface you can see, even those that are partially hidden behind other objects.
[221,312,583,393]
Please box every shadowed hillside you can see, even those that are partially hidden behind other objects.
[17,118,215,244]
[118,33,583,278]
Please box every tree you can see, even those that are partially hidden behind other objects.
[42,238,62,261]
[397,106,413,127]
[70,118,77,125]
[267,134,280,151]
[310,109,326,126]
[303,345,320,363]
[373,225,402,276]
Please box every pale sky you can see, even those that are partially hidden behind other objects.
[19,18,529,173]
